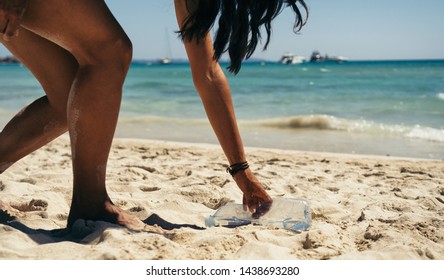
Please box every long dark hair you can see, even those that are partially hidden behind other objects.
[178,0,308,74]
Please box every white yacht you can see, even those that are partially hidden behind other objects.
[278,52,305,64]
[158,57,172,65]
[309,51,348,63]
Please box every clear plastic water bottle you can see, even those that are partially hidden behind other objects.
[205,197,311,231]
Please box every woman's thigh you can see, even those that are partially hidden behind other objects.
[20,0,131,64]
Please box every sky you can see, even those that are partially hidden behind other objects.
[1,0,444,61]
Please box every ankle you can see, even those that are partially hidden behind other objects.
[71,190,110,208]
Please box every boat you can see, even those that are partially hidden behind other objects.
[309,51,347,63]
[158,57,172,65]
[278,52,306,64]
[157,28,173,65]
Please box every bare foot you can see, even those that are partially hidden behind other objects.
[67,198,166,234]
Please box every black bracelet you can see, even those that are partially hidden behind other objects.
[226,161,249,176]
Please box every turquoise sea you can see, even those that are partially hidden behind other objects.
[1,60,444,159]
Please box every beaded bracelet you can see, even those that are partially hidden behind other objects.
[226,161,249,176]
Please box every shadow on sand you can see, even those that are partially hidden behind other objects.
[0,209,204,245]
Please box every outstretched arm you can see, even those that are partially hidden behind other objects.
[174,0,272,217]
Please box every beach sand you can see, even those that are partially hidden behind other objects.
[0,136,443,260]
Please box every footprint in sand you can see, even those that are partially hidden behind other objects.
[203,197,232,210]
[140,186,161,192]
[128,206,149,220]
[127,165,157,173]
[129,206,145,212]
[14,199,48,212]
[19,178,37,185]
[364,226,383,241]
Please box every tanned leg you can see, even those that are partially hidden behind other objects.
[0,27,77,215]
[6,0,146,229]
[0,27,77,174]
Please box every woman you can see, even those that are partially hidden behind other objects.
[0,0,307,229]
[174,0,308,216]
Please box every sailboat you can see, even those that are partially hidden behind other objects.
[158,57,171,65]
[157,28,172,65]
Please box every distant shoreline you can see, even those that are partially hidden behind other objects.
[129,58,444,66]
[1,57,443,67]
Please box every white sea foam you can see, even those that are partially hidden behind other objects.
[255,115,380,132]
[252,115,444,143]
[406,126,444,142]
[437,93,444,100]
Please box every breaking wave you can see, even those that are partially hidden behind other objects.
[250,115,444,143]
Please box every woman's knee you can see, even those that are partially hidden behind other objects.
[103,35,133,73]
[74,31,133,76]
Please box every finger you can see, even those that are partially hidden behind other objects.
[3,17,20,40]
[242,194,248,211]
[1,22,8,41]
[0,10,7,32]
[248,197,257,215]
[0,21,6,35]
[252,199,273,219]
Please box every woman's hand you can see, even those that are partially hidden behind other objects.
[0,0,28,41]
[233,168,273,219]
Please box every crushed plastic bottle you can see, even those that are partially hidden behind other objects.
[205,197,311,231]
